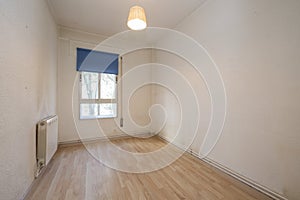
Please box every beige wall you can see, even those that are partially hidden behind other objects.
[121,50,153,135]
[57,27,153,142]
[151,50,211,151]
[150,47,218,154]
[153,0,300,199]
[0,0,58,199]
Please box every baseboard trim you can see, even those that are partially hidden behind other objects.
[158,135,189,151]
[58,132,153,147]
[201,157,287,200]
[21,157,54,200]
[157,135,287,200]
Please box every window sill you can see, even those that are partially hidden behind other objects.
[80,115,117,120]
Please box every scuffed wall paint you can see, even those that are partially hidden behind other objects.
[0,0,58,199]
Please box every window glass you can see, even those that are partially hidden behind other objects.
[99,103,117,117]
[101,74,116,99]
[80,103,99,118]
[81,72,99,99]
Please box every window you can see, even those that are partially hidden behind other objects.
[79,72,117,119]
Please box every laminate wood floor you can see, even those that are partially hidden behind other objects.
[25,136,272,200]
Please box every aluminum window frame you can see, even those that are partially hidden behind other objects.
[79,72,118,119]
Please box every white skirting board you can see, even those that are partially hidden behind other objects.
[158,135,287,200]
[201,157,287,200]
[58,132,154,146]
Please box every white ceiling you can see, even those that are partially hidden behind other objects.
[48,0,206,36]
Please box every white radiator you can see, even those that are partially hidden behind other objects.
[36,115,58,177]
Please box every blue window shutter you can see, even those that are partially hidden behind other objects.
[76,48,119,75]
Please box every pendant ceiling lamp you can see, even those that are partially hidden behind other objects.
[127,5,147,31]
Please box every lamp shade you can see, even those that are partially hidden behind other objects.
[127,6,147,31]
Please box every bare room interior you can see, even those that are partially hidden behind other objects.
[0,0,299,200]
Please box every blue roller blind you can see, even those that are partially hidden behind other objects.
[76,48,119,75]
